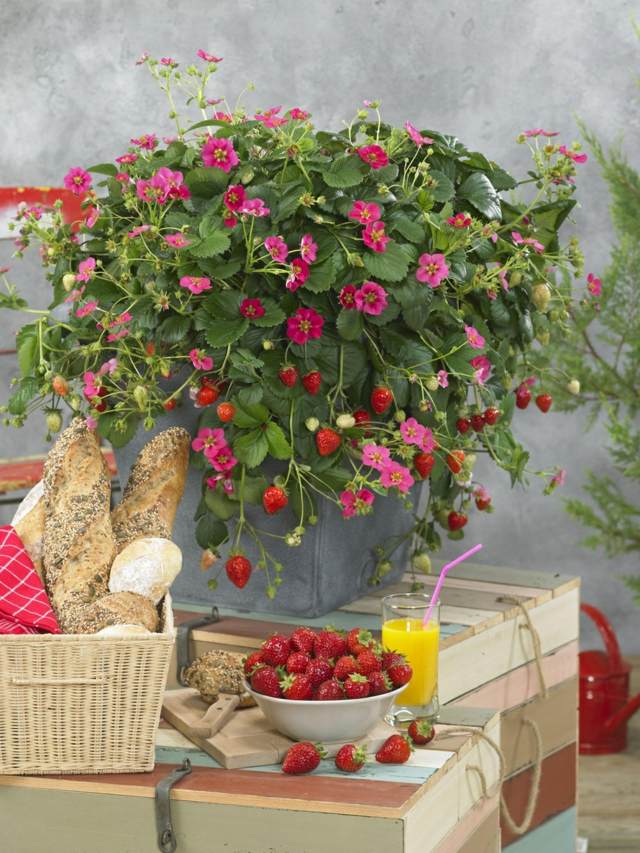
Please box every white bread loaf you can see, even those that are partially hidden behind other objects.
[96,624,152,637]
[109,537,182,604]
[12,481,45,578]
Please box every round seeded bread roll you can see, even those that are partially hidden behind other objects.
[109,537,182,604]
[66,591,160,634]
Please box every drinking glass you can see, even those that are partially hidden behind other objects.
[381,592,440,724]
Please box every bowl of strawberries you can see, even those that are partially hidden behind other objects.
[244,625,412,742]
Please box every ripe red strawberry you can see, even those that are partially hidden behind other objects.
[414,452,435,479]
[286,651,311,674]
[347,628,375,657]
[456,417,471,434]
[335,744,367,773]
[314,629,346,660]
[515,385,532,409]
[225,555,252,588]
[278,365,299,387]
[306,658,333,687]
[381,650,407,670]
[281,673,313,700]
[484,407,500,425]
[262,634,292,667]
[476,494,492,511]
[368,670,393,695]
[302,370,322,395]
[145,342,156,356]
[353,409,371,426]
[536,393,553,413]
[251,665,282,698]
[386,660,413,688]
[344,673,370,699]
[290,626,316,654]
[371,386,393,414]
[196,385,219,406]
[334,655,358,681]
[163,398,177,411]
[314,679,344,701]
[446,450,465,474]
[376,734,412,764]
[262,485,288,515]
[357,649,382,676]
[243,650,264,677]
[217,401,236,422]
[408,719,435,746]
[315,427,341,456]
[470,413,485,432]
[447,510,468,531]
[282,742,326,774]
[52,375,69,396]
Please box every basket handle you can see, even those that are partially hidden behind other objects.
[9,675,107,686]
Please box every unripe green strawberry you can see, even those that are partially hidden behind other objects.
[425,376,439,392]
[45,410,62,433]
[532,283,551,312]
[412,553,432,574]
[62,273,76,292]
[133,385,148,410]
[336,413,356,429]
[567,378,580,395]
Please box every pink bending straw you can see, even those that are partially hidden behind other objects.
[423,543,484,625]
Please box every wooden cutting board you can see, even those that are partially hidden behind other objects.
[162,688,397,769]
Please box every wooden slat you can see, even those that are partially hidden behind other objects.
[435,799,500,853]
[402,571,551,606]
[504,806,576,852]
[443,561,579,595]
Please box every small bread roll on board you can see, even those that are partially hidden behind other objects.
[111,427,190,552]
[42,419,116,632]
[109,537,182,604]
[12,481,45,578]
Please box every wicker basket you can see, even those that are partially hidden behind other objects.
[0,596,174,775]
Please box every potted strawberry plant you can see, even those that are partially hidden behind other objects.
[0,53,585,615]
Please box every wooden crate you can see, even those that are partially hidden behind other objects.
[0,562,580,852]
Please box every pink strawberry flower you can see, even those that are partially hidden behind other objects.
[339,285,358,310]
[207,474,234,495]
[115,172,131,184]
[76,257,96,282]
[223,215,238,228]
[286,257,309,291]
[465,324,485,350]
[213,111,233,122]
[164,233,191,248]
[416,253,449,287]
[300,233,318,263]
[239,197,270,217]
[545,467,567,494]
[189,349,214,371]
[348,200,382,224]
[202,136,239,172]
[127,224,151,239]
[511,231,544,254]
[400,417,426,447]
[240,298,266,319]
[447,212,472,228]
[82,371,101,398]
[107,328,129,342]
[131,133,158,150]
[209,444,237,473]
[85,206,99,228]
[197,49,223,62]
[135,52,149,66]
[286,307,324,344]
[75,300,99,319]
[420,427,437,453]
[136,179,164,203]
[523,128,559,137]
[85,415,98,430]
[289,107,310,120]
[179,275,211,294]
[160,57,178,67]
[98,358,118,376]
[264,235,288,262]
[498,268,510,291]
[357,144,389,170]
[255,106,287,128]
[340,488,375,519]
[64,286,85,303]
[470,355,492,385]
[362,220,389,253]
[115,153,138,164]
[587,273,602,297]
[224,184,245,211]
[192,427,225,453]
[354,281,388,315]
[163,136,179,145]
[63,167,92,196]
[559,145,588,164]
[437,370,449,388]
[404,121,434,146]
[362,443,391,471]
[150,167,190,202]
[380,462,415,494]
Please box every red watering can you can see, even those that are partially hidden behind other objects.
[579,603,640,754]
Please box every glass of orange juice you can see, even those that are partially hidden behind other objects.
[381,592,440,724]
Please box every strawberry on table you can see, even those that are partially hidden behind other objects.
[344,673,370,699]
[313,679,344,701]
[335,744,367,773]
[286,651,311,674]
[367,670,392,695]
[381,650,407,670]
[282,742,326,775]
[356,649,382,676]
[408,719,436,746]
[262,634,292,667]
[313,629,346,660]
[334,654,358,681]
[243,650,264,677]
[346,628,375,656]
[290,626,316,654]
[250,666,283,698]
[281,673,313,700]
[375,734,412,764]
[386,660,413,688]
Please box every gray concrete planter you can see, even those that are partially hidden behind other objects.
[115,403,416,617]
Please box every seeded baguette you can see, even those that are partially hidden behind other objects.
[42,419,116,632]
[111,427,190,552]
[65,590,160,634]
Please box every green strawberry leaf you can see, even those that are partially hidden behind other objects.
[265,421,293,459]
[336,309,364,341]
[458,172,501,220]
[233,429,269,468]
[195,514,229,549]
[363,242,414,282]
[321,155,366,188]
[204,317,248,347]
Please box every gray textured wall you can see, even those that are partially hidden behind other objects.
[1,0,638,649]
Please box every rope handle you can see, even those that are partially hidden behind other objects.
[9,675,106,686]
[444,717,543,837]
[497,596,549,699]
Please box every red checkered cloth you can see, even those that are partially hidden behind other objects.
[0,525,60,634]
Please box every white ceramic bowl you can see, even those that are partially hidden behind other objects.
[245,681,407,742]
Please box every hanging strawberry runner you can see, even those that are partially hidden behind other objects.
[0,51,585,598]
